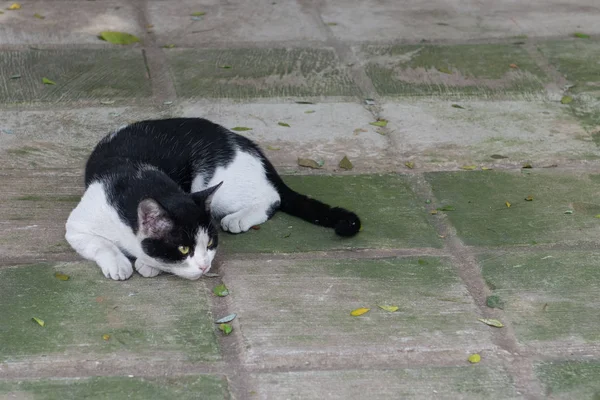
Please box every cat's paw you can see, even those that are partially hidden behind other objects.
[135,259,162,278]
[96,251,133,281]
[221,208,267,234]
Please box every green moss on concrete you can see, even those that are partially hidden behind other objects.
[363,43,547,96]
[220,174,441,253]
[0,263,220,362]
[535,361,600,399]
[0,49,151,104]
[538,40,600,95]
[425,170,600,246]
[0,375,229,400]
[167,48,360,98]
[479,251,600,344]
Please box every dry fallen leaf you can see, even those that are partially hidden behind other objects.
[54,272,70,281]
[297,158,323,169]
[481,167,493,171]
[505,201,511,208]
[353,128,367,136]
[304,110,316,114]
[405,162,414,169]
[251,225,260,230]
[509,63,518,69]
[213,284,229,297]
[7,3,21,10]
[102,334,111,341]
[231,127,252,131]
[203,272,220,278]
[32,317,45,327]
[218,323,233,335]
[266,145,280,151]
[468,354,481,363]
[451,104,465,109]
[525,195,534,201]
[377,305,399,312]
[338,156,353,170]
[461,165,477,170]
[430,210,438,215]
[478,318,504,328]
[99,31,140,45]
[191,11,206,16]
[369,119,388,128]
[594,214,600,219]
[163,44,176,48]
[215,314,237,324]
[560,96,573,104]
[351,308,370,316]
[33,13,45,19]
[522,163,533,169]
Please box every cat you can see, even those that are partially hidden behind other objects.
[65,118,361,281]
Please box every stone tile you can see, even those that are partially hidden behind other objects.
[179,101,389,170]
[0,375,229,400]
[166,48,360,99]
[0,262,220,362]
[538,40,600,95]
[253,367,520,400]
[147,0,327,46]
[319,0,600,42]
[479,251,600,353]
[220,175,442,253]
[0,49,151,104]
[223,257,495,366]
[361,43,547,96]
[535,361,600,399]
[383,100,596,166]
[425,170,600,246]
[0,1,143,45]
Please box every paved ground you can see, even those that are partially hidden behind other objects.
[1,0,600,399]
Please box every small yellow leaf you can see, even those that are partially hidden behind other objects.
[297,158,323,169]
[102,334,111,341]
[594,214,600,219]
[478,318,504,328]
[560,96,573,104]
[266,145,280,151]
[231,126,252,131]
[461,165,477,170]
[278,122,291,127]
[522,163,533,168]
[505,201,511,208]
[350,307,370,316]
[99,31,140,45]
[377,305,399,312]
[468,354,481,363]
[33,13,45,19]
[42,77,56,85]
[163,44,176,48]
[525,195,534,201]
[8,3,21,10]
[32,317,45,327]
[338,155,353,170]
[481,167,493,170]
[369,119,388,128]
[191,11,206,16]
[405,162,414,169]
[218,323,233,335]
[430,210,438,215]
[54,272,70,281]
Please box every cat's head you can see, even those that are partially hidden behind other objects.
[136,182,222,280]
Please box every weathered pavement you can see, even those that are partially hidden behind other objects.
[1,1,600,399]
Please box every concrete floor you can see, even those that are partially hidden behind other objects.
[1,1,600,399]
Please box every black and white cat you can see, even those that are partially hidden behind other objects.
[65,118,360,281]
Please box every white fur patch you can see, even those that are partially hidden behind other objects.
[191,150,280,233]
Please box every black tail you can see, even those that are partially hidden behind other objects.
[263,160,361,237]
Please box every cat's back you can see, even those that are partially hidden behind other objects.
[85,118,236,189]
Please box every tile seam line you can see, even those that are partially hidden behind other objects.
[409,172,547,399]
[134,0,177,103]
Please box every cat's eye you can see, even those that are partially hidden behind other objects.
[207,238,214,248]
[178,246,190,255]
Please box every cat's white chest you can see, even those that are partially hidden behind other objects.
[66,182,142,257]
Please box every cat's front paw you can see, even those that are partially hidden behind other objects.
[135,259,162,278]
[97,251,133,281]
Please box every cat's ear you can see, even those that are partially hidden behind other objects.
[191,181,223,213]
[138,199,173,238]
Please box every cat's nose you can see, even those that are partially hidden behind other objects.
[198,265,209,272]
